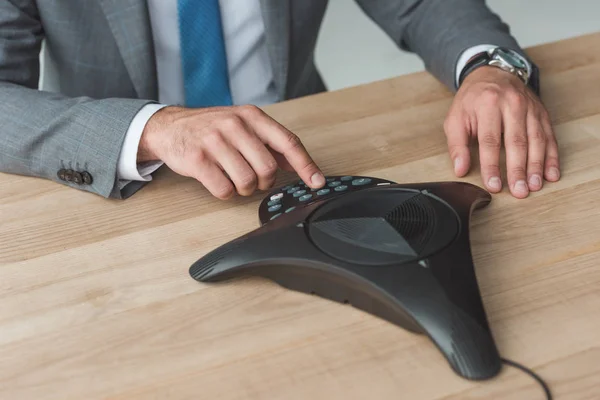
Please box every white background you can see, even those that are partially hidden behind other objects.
[316,0,600,90]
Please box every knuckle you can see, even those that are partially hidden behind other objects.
[510,166,527,177]
[483,163,500,173]
[546,155,560,166]
[238,171,257,189]
[480,132,501,149]
[506,90,526,107]
[480,86,502,105]
[529,128,546,144]
[202,129,225,147]
[284,132,303,151]
[191,148,207,165]
[257,160,278,178]
[509,133,528,149]
[214,184,234,199]
[528,160,545,171]
[238,104,263,119]
[221,115,244,132]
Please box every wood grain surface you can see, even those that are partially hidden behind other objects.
[2,33,600,400]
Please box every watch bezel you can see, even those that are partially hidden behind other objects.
[487,47,530,84]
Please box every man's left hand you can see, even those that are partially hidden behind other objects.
[444,66,560,199]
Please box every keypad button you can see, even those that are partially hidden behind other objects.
[326,177,335,182]
[281,185,291,191]
[268,204,282,212]
[267,199,280,207]
[270,213,282,221]
[287,186,300,194]
[328,181,341,187]
[299,194,313,202]
[293,189,307,198]
[285,206,296,213]
[351,178,372,186]
[341,176,353,182]
[317,188,330,196]
[334,185,348,192]
[270,193,283,201]
[297,181,306,186]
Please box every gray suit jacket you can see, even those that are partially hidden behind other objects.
[0,0,530,199]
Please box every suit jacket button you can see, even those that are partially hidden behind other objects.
[64,169,74,182]
[72,171,83,184]
[57,169,67,181]
[81,171,93,185]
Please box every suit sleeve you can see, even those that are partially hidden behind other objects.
[353,0,536,91]
[0,0,156,199]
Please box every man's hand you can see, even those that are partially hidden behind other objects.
[138,105,325,199]
[444,66,560,198]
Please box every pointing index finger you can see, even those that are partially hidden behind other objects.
[251,113,325,188]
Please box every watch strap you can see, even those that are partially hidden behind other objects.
[528,62,540,96]
[457,50,540,97]
[458,52,491,88]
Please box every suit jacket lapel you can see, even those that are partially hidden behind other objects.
[259,0,290,100]
[98,0,158,100]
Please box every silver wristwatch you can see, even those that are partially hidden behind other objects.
[458,47,531,86]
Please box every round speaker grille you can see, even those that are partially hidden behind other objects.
[384,194,436,254]
[307,188,459,266]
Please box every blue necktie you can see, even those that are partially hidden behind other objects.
[178,0,233,107]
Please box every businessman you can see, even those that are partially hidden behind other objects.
[0,0,559,200]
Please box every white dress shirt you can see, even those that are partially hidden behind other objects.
[117,1,508,183]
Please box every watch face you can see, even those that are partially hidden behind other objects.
[496,48,526,69]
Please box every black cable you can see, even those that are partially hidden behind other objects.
[501,358,552,400]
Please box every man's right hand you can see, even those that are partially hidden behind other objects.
[138,105,325,199]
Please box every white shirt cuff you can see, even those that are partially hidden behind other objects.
[455,44,532,88]
[455,44,496,88]
[118,104,167,182]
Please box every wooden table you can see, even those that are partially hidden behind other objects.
[2,33,600,400]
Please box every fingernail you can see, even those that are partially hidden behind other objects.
[311,172,325,187]
[514,180,528,195]
[548,167,560,181]
[529,174,542,189]
[488,177,502,191]
[454,157,461,173]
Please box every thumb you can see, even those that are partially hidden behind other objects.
[443,114,471,177]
